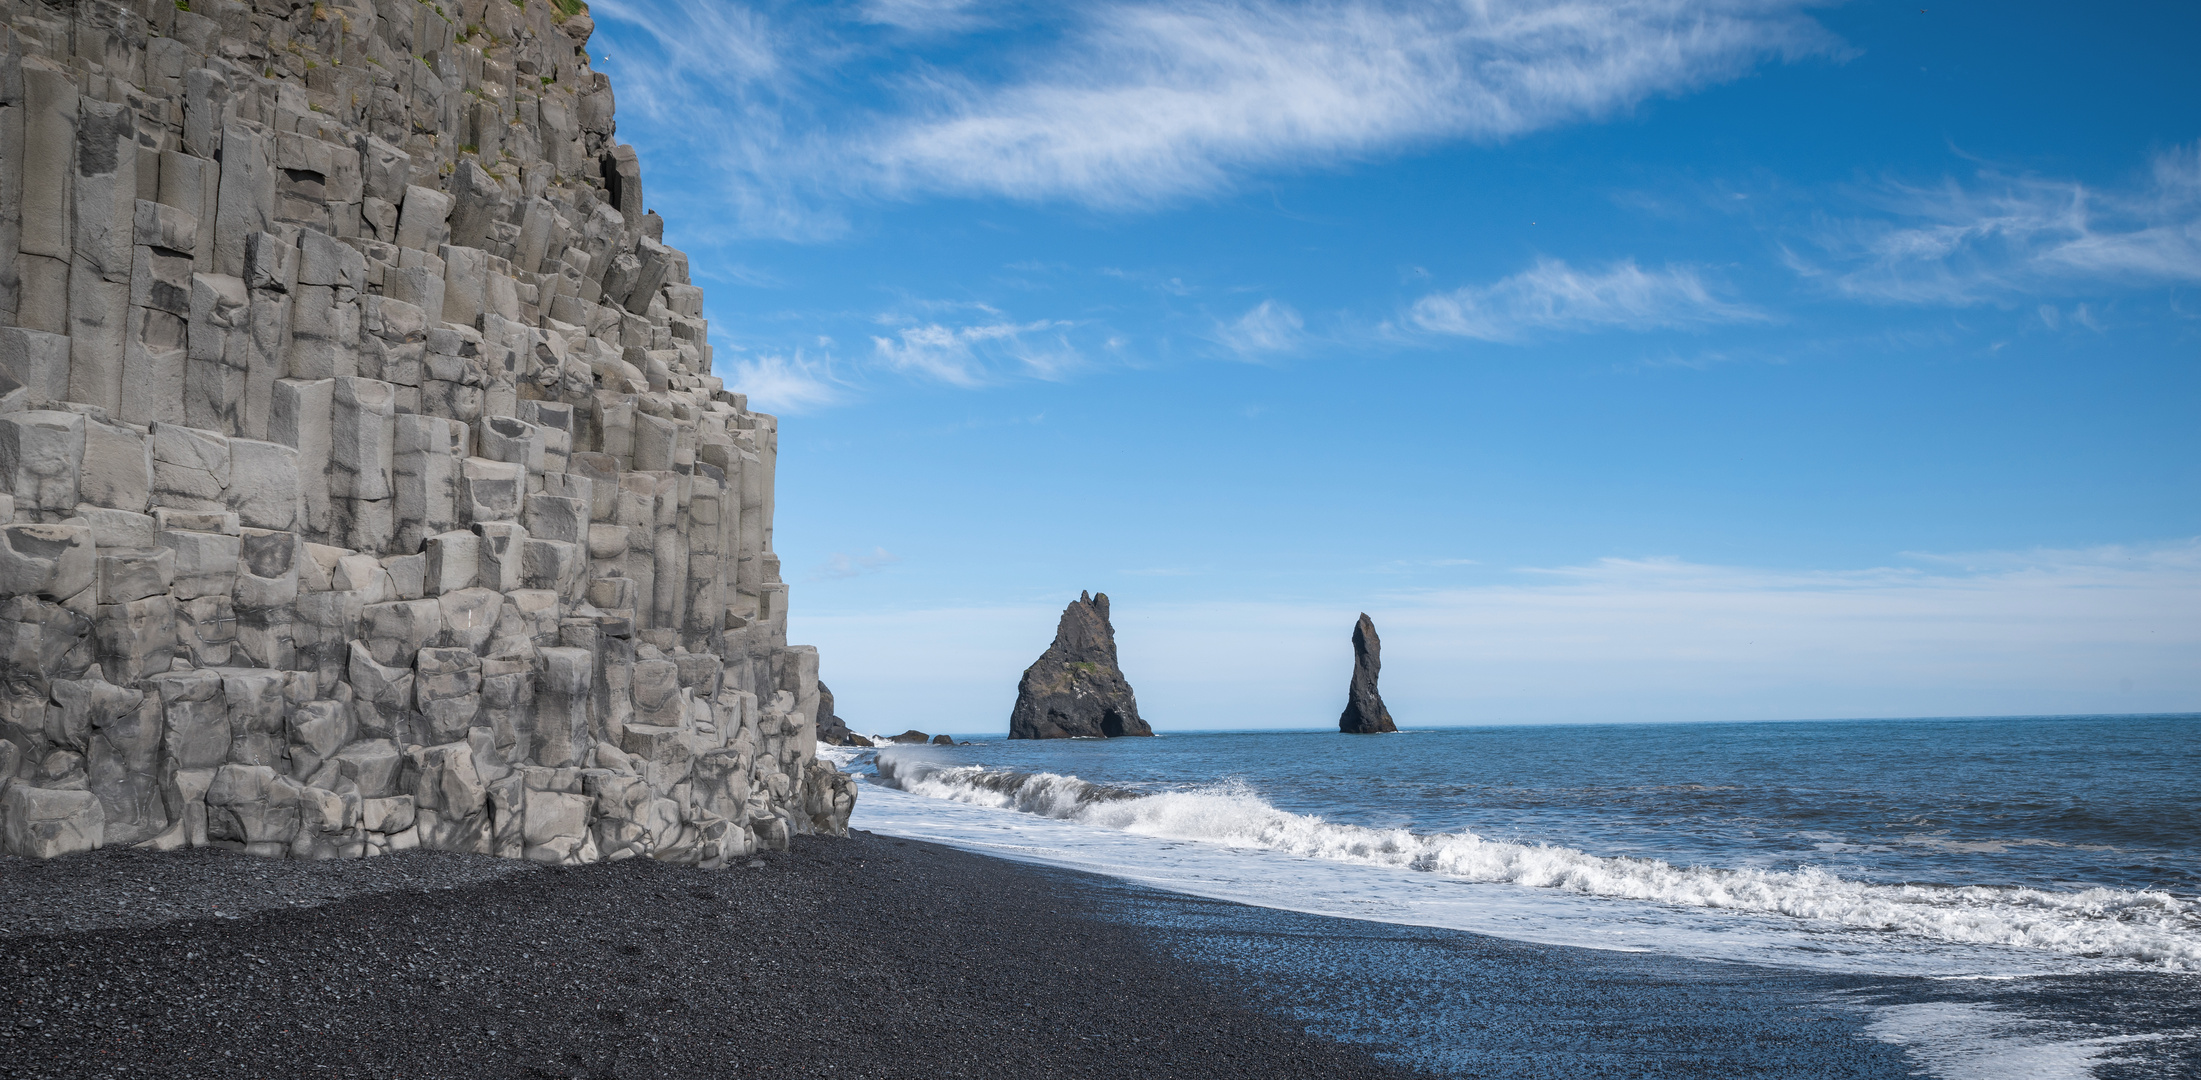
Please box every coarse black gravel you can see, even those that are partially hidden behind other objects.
[0,832,1427,1079]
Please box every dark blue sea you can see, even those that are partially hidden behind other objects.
[830,715,2201,1077]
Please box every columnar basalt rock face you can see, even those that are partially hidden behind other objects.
[0,0,854,864]
[1008,591,1152,740]
[1338,613,1396,734]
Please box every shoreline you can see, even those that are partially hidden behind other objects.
[5,833,2194,1079]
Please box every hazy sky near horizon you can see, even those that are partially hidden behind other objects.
[587,0,2201,731]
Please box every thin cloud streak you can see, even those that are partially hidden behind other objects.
[1789,142,2201,305]
[873,0,1836,206]
[1216,300,1305,356]
[871,319,1081,386]
[722,349,843,413]
[1409,258,1767,341]
[586,0,851,240]
[592,0,1835,234]
[814,547,904,581]
[859,0,990,33]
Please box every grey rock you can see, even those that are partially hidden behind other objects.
[2,784,104,858]
[0,523,95,602]
[0,410,86,515]
[0,327,70,405]
[0,0,850,867]
[77,419,152,513]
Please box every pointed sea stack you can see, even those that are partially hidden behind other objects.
[1009,592,1155,739]
[1339,613,1398,733]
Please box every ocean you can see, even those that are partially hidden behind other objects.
[825,714,2201,1078]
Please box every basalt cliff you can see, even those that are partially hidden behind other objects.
[0,0,854,864]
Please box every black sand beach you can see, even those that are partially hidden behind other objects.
[0,833,1420,1080]
[6,833,2193,1079]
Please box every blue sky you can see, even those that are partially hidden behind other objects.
[588,0,2200,731]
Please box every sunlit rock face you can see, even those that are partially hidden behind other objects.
[0,0,853,864]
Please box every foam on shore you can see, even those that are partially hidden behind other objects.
[866,752,2201,972]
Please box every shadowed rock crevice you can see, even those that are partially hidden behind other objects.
[1009,591,1153,740]
[1339,613,1397,734]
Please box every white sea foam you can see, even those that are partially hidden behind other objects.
[870,753,2201,971]
[1867,1002,2181,1080]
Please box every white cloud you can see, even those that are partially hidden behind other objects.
[1409,257,1765,340]
[814,547,903,581]
[872,0,1834,206]
[871,319,1079,386]
[1790,143,2201,305]
[794,541,2201,731]
[593,0,1834,234]
[585,0,836,240]
[721,350,843,413]
[1215,299,1304,355]
[859,0,989,33]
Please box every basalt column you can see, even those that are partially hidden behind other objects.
[0,0,853,863]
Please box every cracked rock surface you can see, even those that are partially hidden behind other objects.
[0,0,854,865]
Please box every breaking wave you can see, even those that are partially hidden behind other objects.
[872,754,2201,970]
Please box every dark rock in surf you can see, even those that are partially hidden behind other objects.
[1339,613,1398,734]
[888,730,933,745]
[816,682,868,746]
[1009,591,1154,739]
[931,734,955,746]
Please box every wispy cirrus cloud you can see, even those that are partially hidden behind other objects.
[1215,300,1305,356]
[1408,257,1767,341]
[858,0,991,33]
[873,0,1836,206]
[588,0,1842,404]
[1787,143,2201,305]
[814,547,903,581]
[871,319,1081,386]
[720,349,844,413]
[592,0,1836,234]
[585,0,842,240]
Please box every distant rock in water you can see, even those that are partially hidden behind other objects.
[931,734,956,746]
[816,683,866,747]
[889,730,934,745]
[1009,592,1155,739]
[1339,613,1398,734]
